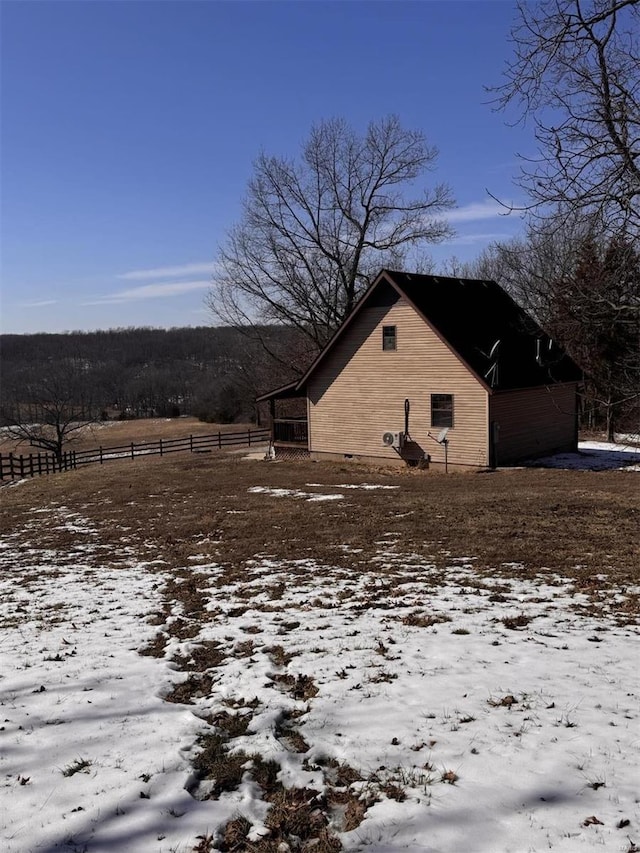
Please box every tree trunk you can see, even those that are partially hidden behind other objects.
[606,400,615,442]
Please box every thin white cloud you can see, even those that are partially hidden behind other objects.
[117,262,217,280]
[83,280,211,306]
[443,232,513,246]
[21,299,58,308]
[445,201,512,223]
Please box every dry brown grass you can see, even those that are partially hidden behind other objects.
[164,674,216,705]
[272,673,319,701]
[191,733,250,797]
[2,454,637,600]
[216,816,251,851]
[171,641,227,672]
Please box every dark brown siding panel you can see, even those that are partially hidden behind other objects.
[489,384,577,464]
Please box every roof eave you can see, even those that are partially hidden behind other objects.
[255,380,303,403]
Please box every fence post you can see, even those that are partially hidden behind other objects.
[218,431,222,449]
[19,455,25,479]
[99,446,103,465]
[9,453,14,479]
[29,454,34,478]
[159,438,163,457]
[248,429,251,446]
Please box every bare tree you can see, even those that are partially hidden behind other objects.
[1,359,101,461]
[206,116,454,367]
[551,236,640,438]
[493,0,640,235]
[462,219,588,321]
[463,223,640,438]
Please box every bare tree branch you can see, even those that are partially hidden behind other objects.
[491,0,640,235]
[206,116,454,370]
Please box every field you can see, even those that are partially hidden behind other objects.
[0,417,255,455]
[1,441,638,852]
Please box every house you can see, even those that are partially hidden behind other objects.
[257,269,582,468]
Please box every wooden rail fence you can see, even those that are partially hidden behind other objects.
[0,427,270,482]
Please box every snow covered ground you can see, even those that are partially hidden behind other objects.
[528,440,640,472]
[1,452,638,852]
[0,509,228,853]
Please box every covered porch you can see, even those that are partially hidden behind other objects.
[257,381,309,451]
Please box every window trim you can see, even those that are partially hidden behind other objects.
[382,325,397,351]
[431,393,454,429]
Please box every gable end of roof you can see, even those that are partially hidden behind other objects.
[256,269,582,401]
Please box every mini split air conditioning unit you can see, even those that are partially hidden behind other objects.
[382,431,404,449]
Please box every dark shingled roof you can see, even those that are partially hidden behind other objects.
[383,270,582,391]
[257,269,582,401]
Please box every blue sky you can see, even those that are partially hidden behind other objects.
[1,0,532,334]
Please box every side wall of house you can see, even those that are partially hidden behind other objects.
[489,383,577,464]
[306,295,489,467]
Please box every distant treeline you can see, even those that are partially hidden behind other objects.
[0,326,293,424]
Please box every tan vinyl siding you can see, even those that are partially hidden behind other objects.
[489,384,577,464]
[307,300,489,467]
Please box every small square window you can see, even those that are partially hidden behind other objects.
[382,325,397,351]
[431,394,453,428]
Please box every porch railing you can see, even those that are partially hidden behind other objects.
[273,418,308,445]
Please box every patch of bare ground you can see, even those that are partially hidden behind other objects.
[164,673,216,705]
[3,455,637,601]
[190,729,345,850]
